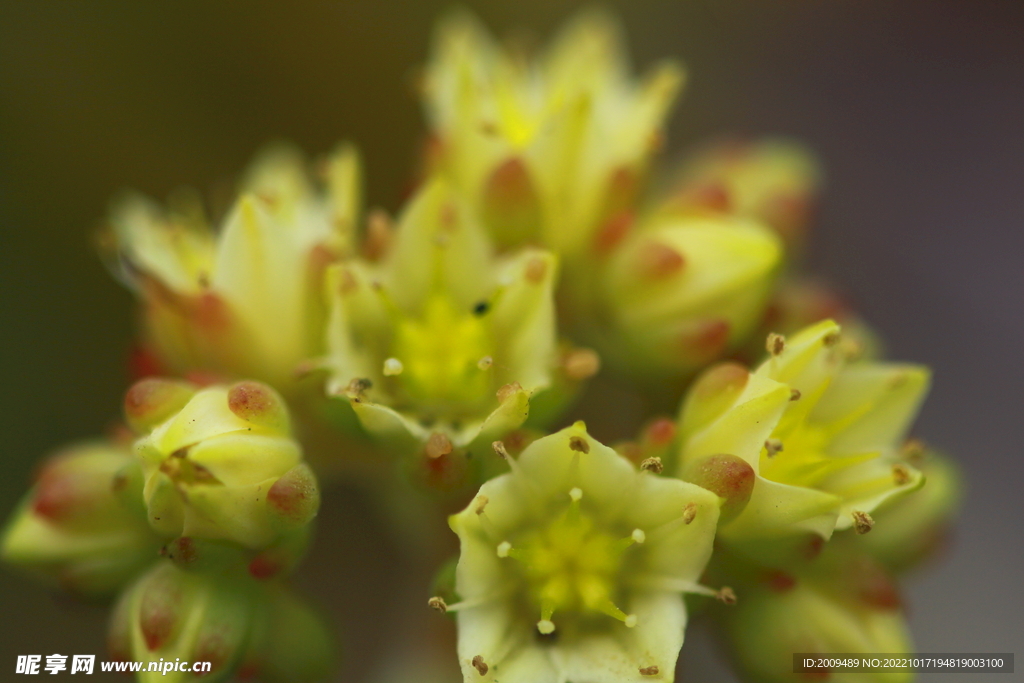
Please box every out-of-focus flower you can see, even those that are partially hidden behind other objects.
[108,561,257,683]
[591,213,782,379]
[238,584,336,683]
[443,424,722,683]
[100,144,361,388]
[720,545,912,683]
[324,180,561,458]
[737,277,883,367]
[657,138,821,248]
[1,441,161,598]
[422,9,683,258]
[846,446,961,573]
[675,320,927,562]
[127,379,319,549]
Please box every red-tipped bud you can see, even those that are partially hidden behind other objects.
[138,568,183,651]
[124,378,196,432]
[227,381,289,434]
[482,157,541,247]
[267,464,320,528]
[682,453,755,523]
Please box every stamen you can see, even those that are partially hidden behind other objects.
[425,432,453,459]
[471,655,488,676]
[496,541,512,558]
[492,440,523,477]
[537,619,556,634]
[639,665,660,676]
[682,502,697,524]
[631,528,646,544]
[852,510,875,534]
[569,487,583,502]
[382,357,404,376]
[790,388,802,401]
[892,463,911,486]
[716,586,738,605]
[764,438,783,457]
[568,436,590,453]
[766,332,786,356]
[474,495,489,515]
[640,457,664,474]
[477,356,493,370]
[428,596,447,613]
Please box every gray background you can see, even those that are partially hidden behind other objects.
[1,1,1021,680]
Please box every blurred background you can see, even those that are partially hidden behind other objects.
[1,1,1021,680]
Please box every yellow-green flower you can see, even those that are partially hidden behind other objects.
[675,320,927,562]
[422,9,682,257]
[101,143,360,388]
[444,424,721,683]
[659,138,821,248]
[1,441,161,598]
[324,180,559,456]
[128,379,319,549]
[591,213,782,378]
[721,545,912,683]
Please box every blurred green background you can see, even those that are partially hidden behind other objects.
[2,1,1022,680]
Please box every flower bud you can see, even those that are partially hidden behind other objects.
[131,381,318,548]
[239,586,336,683]
[447,423,721,682]
[110,561,258,682]
[722,547,913,683]
[598,214,782,378]
[422,9,683,260]
[325,180,560,458]
[100,143,361,388]
[661,138,821,248]
[1,442,161,598]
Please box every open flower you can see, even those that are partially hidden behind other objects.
[422,10,682,257]
[591,213,782,379]
[675,320,928,562]
[127,378,319,549]
[100,143,360,388]
[1,441,161,598]
[443,424,721,683]
[324,180,559,456]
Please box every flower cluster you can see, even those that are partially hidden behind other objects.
[4,9,960,683]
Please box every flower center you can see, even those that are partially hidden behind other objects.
[499,488,643,634]
[390,292,493,416]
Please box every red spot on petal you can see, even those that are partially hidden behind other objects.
[267,466,319,524]
[248,554,283,580]
[681,319,731,363]
[763,570,797,593]
[228,381,277,422]
[803,535,825,560]
[128,345,168,383]
[593,211,634,255]
[643,418,676,447]
[684,454,755,521]
[636,241,685,279]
